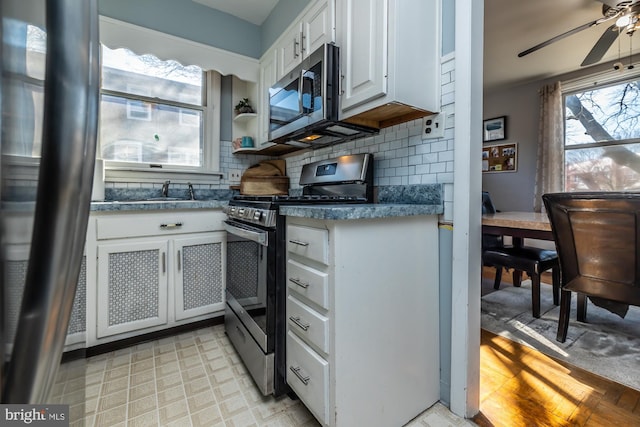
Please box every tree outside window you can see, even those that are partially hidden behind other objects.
[564,79,640,191]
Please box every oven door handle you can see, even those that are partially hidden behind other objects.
[223,220,269,246]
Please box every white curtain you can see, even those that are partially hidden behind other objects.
[533,81,564,212]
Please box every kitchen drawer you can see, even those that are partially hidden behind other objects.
[287,224,329,265]
[287,259,329,309]
[96,211,225,240]
[287,295,329,353]
[286,331,329,424]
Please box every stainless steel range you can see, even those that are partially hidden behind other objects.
[223,153,373,396]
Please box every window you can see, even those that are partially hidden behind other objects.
[564,76,640,191]
[8,19,230,180]
[2,23,46,159]
[100,46,210,169]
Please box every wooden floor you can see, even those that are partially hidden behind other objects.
[475,268,640,426]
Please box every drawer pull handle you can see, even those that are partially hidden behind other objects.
[289,366,310,385]
[162,252,166,274]
[160,222,183,229]
[177,250,181,271]
[289,278,309,289]
[236,325,245,340]
[289,239,309,247]
[289,316,310,331]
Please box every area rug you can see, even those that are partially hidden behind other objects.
[481,280,640,391]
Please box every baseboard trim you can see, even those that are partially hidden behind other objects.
[61,316,224,362]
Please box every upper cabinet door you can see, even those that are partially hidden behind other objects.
[278,22,304,80]
[259,49,277,144]
[276,0,334,80]
[337,0,388,112]
[301,0,333,59]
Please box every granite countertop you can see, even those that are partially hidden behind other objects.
[279,203,443,220]
[280,184,443,220]
[8,184,445,218]
[90,199,228,212]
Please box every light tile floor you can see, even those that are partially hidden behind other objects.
[53,325,475,426]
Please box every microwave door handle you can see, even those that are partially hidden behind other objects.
[300,69,314,115]
[298,69,305,115]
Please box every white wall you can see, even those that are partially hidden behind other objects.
[482,80,539,212]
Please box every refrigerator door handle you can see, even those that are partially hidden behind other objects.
[3,0,100,403]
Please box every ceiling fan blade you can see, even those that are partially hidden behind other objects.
[518,19,600,58]
[581,24,620,66]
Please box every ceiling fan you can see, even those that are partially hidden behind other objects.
[518,0,640,66]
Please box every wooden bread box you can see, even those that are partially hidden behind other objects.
[240,159,289,195]
[240,176,289,195]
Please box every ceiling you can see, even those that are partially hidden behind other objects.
[484,0,640,91]
[192,0,279,25]
[192,0,640,90]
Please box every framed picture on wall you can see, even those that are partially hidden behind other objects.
[482,142,517,173]
[483,116,506,142]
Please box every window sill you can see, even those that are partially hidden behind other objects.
[105,167,223,185]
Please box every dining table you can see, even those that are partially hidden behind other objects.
[482,211,554,287]
[482,211,553,243]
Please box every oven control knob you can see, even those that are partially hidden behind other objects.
[238,208,245,216]
[253,211,262,221]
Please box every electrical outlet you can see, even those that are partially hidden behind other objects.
[228,169,242,183]
[423,113,446,139]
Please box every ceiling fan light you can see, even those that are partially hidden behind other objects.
[616,14,632,27]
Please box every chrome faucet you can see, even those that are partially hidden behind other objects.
[161,180,170,197]
[188,182,196,200]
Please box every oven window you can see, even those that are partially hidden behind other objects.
[226,236,268,334]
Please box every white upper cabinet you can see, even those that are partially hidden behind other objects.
[258,48,277,145]
[276,0,335,80]
[336,0,388,111]
[337,0,441,129]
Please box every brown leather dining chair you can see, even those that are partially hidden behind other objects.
[543,192,640,342]
[482,191,560,318]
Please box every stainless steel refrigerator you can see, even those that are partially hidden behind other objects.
[1,0,99,417]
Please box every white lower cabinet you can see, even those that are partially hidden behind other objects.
[3,213,86,351]
[89,210,226,345]
[286,215,440,427]
[97,239,169,338]
[174,234,226,321]
[287,331,330,424]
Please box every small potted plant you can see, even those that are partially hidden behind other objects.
[234,98,254,114]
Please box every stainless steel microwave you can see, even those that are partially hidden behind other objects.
[268,43,377,148]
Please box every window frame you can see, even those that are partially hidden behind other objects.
[562,69,640,191]
[102,67,222,184]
